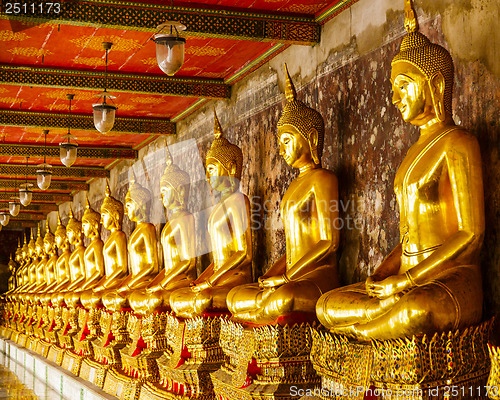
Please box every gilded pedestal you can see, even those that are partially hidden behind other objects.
[308,320,493,400]
[139,314,227,400]
[211,319,319,399]
[102,313,167,400]
[487,344,500,399]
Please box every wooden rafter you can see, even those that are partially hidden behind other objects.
[0,110,175,136]
[4,0,320,45]
[2,221,37,229]
[0,65,231,99]
[0,202,58,212]
[0,180,88,191]
[0,164,109,179]
[0,192,72,203]
[0,144,137,160]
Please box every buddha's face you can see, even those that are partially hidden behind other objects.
[277,125,312,168]
[390,62,434,126]
[44,239,54,254]
[82,219,98,238]
[101,210,115,230]
[206,159,230,191]
[125,199,139,222]
[67,227,80,245]
[55,232,66,248]
[161,184,175,209]
[36,242,44,256]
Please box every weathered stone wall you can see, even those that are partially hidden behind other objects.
[38,0,499,316]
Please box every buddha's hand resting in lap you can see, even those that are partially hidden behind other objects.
[190,280,212,293]
[365,274,410,299]
[258,275,287,289]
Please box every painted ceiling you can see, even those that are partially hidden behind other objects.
[0,0,357,228]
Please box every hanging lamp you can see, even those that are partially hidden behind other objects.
[9,175,20,217]
[36,129,52,190]
[0,189,10,226]
[59,94,78,167]
[93,42,118,134]
[19,157,33,207]
[153,1,186,77]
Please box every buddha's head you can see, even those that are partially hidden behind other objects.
[66,206,82,246]
[206,108,243,192]
[55,211,68,249]
[28,229,36,258]
[35,223,45,257]
[15,237,22,263]
[390,0,453,126]
[43,218,55,255]
[277,64,325,169]
[21,234,29,261]
[160,145,190,210]
[82,194,101,239]
[101,180,124,231]
[125,170,151,223]
[8,253,16,273]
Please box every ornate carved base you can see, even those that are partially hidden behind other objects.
[10,330,20,344]
[47,344,66,365]
[103,367,143,400]
[26,336,39,352]
[487,344,500,399]
[149,315,227,399]
[0,326,13,339]
[73,335,94,359]
[211,320,319,400]
[35,338,51,358]
[309,320,493,400]
[80,357,110,388]
[16,332,29,347]
[118,314,164,383]
[62,349,84,375]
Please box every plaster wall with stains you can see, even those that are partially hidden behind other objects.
[41,0,499,316]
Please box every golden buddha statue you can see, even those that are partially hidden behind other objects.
[62,207,86,309]
[5,239,21,294]
[129,145,196,315]
[316,0,484,341]
[101,171,159,312]
[80,182,128,310]
[79,196,105,291]
[51,212,72,304]
[7,252,17,292]
[227,65,340,324]
[32,224,49,294]
[169,109,252,319]
[41,219,59,295]
[22,229,39,295]
[11,235,28,297]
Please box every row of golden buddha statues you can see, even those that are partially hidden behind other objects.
[0,1,497,399]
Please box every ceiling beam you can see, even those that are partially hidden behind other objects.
[0,164,109,179]
[0,65,231,99]
[9,214,46,221]
[0,144,137,160]
[3,221,37,229]
[0,202,58,213]
[0,180,88,191]
[0,110,176,136]
[5,0,320,45]
[0,192,72,203]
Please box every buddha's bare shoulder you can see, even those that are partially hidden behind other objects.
[309,168,338,187]
[441,126,480,153]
